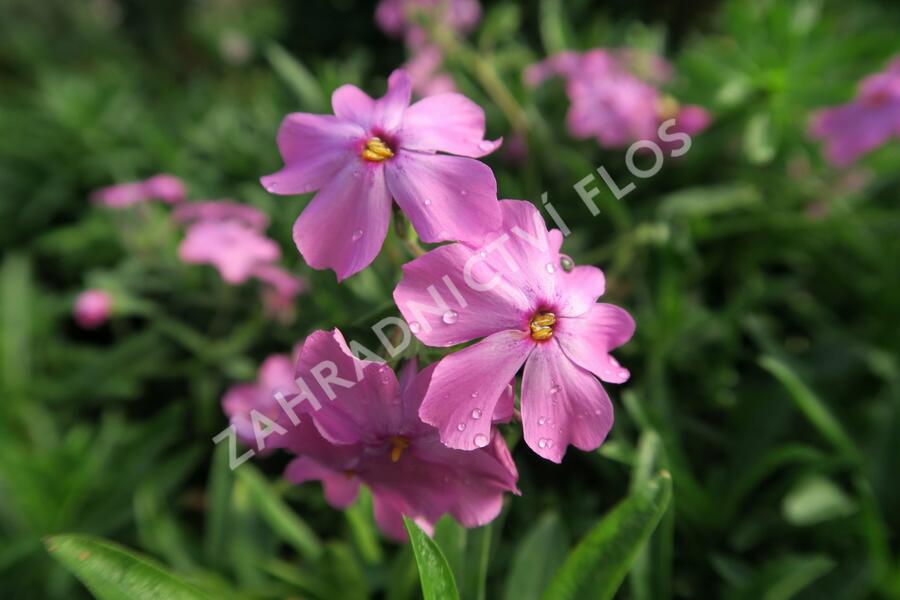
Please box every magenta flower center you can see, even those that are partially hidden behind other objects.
[361,137,395,162]
[529,312,557,341]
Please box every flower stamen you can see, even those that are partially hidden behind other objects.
[362,137,394,162]
[530,312,556,341]
[389,435,410,462]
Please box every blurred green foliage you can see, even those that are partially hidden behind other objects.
[1,0,899,598]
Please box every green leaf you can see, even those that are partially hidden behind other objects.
[782,475,857,526]
[503,513,567,600]
[404,516,460,600]
[234,464,323,560]
[45,534,210,600]
[345,488,383,565]
[541,472,673,600]
[264,44,326,111]
[744,112,777,164]
[759,356,860,461]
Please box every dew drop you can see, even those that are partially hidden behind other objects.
[470,391,479,398]
[409,321,422,334]
[473,433,489,447]
[442,309,459,324]
[550,385,561,395]
[471,408,483,419]
[351,229,364,241]
[424,198,432,206]
[538,416,547,425]
[479,250,487,258]
[545,262,556,274]
[538,437,548,449]
[546,439,554,448]
[457,422,467,432]
[560,255,575,272]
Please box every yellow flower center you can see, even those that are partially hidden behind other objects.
[389,435,410,462]
[530,312,556,341]
[361,137,394,162]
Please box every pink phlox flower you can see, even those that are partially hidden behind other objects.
[261,69,503,281]
[526,48,711,148]
[73,289,113,329]
[278,329,519,540]
[393,200,635,462]
[223,352,298,448]
[809,56,900,166]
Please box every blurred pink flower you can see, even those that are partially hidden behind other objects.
[279,329,518,540]
[405,45,457,96]
[223,352,298,448]
[809,57,900,166]
[261,69,502,281]
[253,264,307,322]
[376,0,481,42]
[172,200,269,231]
[74,289,112,329]
[91,173,186,207]
[527,49,711,148]
[393,200,635,462]
[178,220,280,284]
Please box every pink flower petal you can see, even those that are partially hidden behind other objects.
[385,151,500,244]
[401,93,502,157]
[393,242,532,347]
[292,330,403,445]
[261,113,365,195]
[555,303,636,384]
[292,162,392,281]
[420,330,533,450]
[172,200,270,230]
[372,69,412,134]
[332,84,376,130]
[556,265,606,318]
[521,341,614,463]
[285,457,361,508]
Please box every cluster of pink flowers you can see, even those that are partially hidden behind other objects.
[525,49,711,148]
[810,57,900,166]
[228,66,637,540]
[375,0,481,96]
[174,201,306,320]
[76,177,305,328]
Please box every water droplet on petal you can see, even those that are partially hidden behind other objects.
[546,439,554,448]
[560,255,575,272]
[545,262,556,274]
[550,385,561,395]
[351,229,364,241]
[424,198,432,206]
[538,438,548,449]
[471,408,482,419]
[457,422,467,432]
[470,391,479,398]
[538,416,547,425]
[409,321,422,334]
[479,250,487,258]
[474,433,489,447]
[442,310,458,324]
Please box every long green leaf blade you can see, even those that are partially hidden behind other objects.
[45,534,210,600]
[404,517,460,600]
[541,472,673,600]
